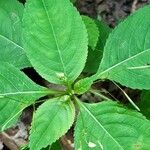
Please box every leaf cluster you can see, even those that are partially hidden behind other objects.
[0,0,150,149]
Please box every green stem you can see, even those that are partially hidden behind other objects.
[74,96,82,110]
[90,89,112,101]
[0,88,65,97]
[45,88,66,95]
[112,81,140,111]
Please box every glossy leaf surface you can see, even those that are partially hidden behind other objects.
[82,16,99,50]
[75,100,150,150]
[23,0,88,85]
[29,96,75,150]
[0,63,47,131]
[95,6,150,89]
[84,19,111,73]
[0,0,30,69]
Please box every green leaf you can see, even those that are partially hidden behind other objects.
[75,100,150,150]
[23,0,88,85]
[0,62,48,131]
[49,141,62,150]
[74,78,93,94]
[82,16,99,50]
[0,0,30,69]
[139,91,150,119]
[70,0,76,4]
[84,20,111,73]
[41,141,62,150]
[29,96,75,150]
[95,20,112,54]
[94,6,150,89]
[20,141,62,150]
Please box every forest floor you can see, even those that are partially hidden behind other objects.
[0,0,150,150]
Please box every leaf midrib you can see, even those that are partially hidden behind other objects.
[41,0,67,77]
[80,102,124,150]
[1,108,24,131]
[97,48,150,78]
[33,102,61,149]
[0,90,49,97]
[0,34,23,50]
[0,72,48,97]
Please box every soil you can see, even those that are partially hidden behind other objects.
[77,0,150,27]
[1,0,150,150]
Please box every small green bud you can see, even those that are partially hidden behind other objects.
[74,78,93,95]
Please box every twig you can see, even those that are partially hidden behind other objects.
[60,135,73,150]
[131,0,138,12]
[112,81,140,111]
[90,89,112,101]
[0,132,19,150]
